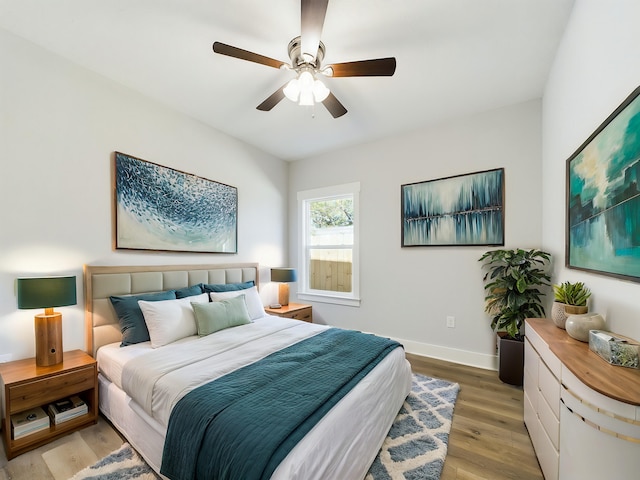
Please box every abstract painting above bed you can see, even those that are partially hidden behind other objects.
[113,152,238,253]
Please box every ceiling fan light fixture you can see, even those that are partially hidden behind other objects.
[283,78,301,102]
[299,89,314,106]
[298,70,314,89]
[312,78,330,102]
[284,69,330,105]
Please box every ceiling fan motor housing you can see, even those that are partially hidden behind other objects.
[288,36,325,69]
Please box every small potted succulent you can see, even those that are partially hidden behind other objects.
[551,281,591,329]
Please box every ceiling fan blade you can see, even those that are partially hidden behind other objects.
[322,92,347,118]
[213,42,286,69]
[326,57,397,77]
[301,0,328,62]
[256,85,287,111]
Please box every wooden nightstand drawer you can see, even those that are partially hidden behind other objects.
[265,303,313,323]
[9,366,95,414]
[286,307,312,322]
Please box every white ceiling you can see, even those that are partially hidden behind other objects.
[0,0,574,160]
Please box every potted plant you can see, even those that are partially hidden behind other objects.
[479,248,551,386]
[551,281,591,329]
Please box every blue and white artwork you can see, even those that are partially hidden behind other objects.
[114,152,237,253]
[568,87,640,281]
[402,169,504,246]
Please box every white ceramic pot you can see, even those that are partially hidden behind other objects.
[565,313,606,342]
[551,302,588,329]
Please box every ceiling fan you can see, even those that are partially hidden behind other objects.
[212,0,396,118]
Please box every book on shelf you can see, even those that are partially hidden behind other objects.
[11,406,50,439]
[48,395,88,424]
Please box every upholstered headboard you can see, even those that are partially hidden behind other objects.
[83,263,259,357]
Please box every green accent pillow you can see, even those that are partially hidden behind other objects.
[192,294,251,336]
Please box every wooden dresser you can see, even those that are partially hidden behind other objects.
[524,318,640,480]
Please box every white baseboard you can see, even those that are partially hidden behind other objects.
[393,336,498,371]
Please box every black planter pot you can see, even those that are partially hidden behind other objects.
[497,332,524,386]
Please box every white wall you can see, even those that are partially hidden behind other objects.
[542,0,640,341]
[289,100,544,369]
[0,29,289,361]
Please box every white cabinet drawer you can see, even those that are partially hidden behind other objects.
[523,389,538,436]
[525,320,561,377]
[538,359,560,418]
[525,322,545,356]
[524,338,539,380]
[536,423,559,480]
[538,388,560,449]
[523,366,538,412]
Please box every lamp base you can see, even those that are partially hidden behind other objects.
[278,283,290,306]
[34,312,63,367]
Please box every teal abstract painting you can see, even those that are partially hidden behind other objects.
[401,168,504,246]
[114,152,237,253]
[567,86,640,281]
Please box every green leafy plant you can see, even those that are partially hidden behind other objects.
[553,281,591,306]
[479,248,551,339]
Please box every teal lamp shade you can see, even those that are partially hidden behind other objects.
[17,275,76,367]
[17,276,77,309]
[271,268,297,306]
[270,268,297,283]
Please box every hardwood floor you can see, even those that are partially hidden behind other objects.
[0,416,124,480]
[407,353,543,480]
[1,354,542,480]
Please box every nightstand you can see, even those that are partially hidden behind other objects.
[0,349,98,459]
[265,303,313,323]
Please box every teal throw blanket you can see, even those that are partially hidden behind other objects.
[160,328,401,480]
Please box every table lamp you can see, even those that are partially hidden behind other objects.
[17,275,77,367]
[270,268,297,306]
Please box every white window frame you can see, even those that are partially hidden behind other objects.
[297,182,360,307]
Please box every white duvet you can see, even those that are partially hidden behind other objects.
[97,316,412,480]
[123,316,328,426]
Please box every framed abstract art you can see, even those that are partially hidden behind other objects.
[113,152,238,253]
[401,168,504,247]
[566,86,640,281]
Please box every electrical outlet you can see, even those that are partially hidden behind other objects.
[446,316,455,328]
[0,354,12,363]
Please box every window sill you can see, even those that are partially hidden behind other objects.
[298,292,361,307]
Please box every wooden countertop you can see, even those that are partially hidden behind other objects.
[526,318,640,406]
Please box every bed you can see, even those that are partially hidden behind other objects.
[84,263,412,480]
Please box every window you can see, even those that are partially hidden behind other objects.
[298,183,360,306]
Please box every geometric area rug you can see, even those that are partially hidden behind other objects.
[69,373,459,480]
[366,373,460,480]
[68,443,160,480]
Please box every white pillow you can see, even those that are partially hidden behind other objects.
[138,293,209,348]
[209,286,265,320]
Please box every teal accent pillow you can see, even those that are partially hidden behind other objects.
[202,281,254,294]
[110,290,177,346]
[192,294,251,336]
[175,284,204,299]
